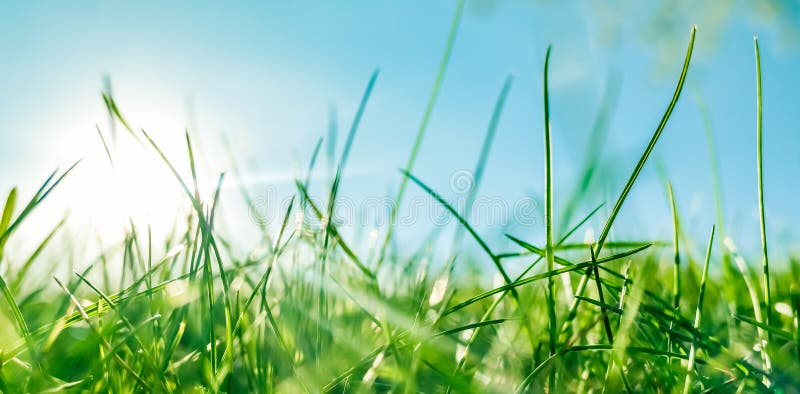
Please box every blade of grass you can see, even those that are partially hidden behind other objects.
[401,170,515,295]
[792,288,800,364]
[52,276,151,391]
[96,124,114,167]
[0,188,17,261]
[724,238,772,377]
[594,26,696,256]
[446,203,604,391]
[10,217,66,292]
[432,318,514,338]
[542,47,558,388]
[444,244,651,316]
[0,271,38,371]
[295,180,374,280]
[667,182,681,367]
[338,69,379,173]
[668,183,681,310]
[101,93,142,144]
[302,137,324,192]
[0,162,80,247]
[754,36,772,334]
[590,246,614,343]
[505,234,625,280]
[517,344,708,393]
[682,226,715,394]
[557,26,695,344]
[731,314,791,339]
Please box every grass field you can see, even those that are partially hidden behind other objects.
[1,21,799,393]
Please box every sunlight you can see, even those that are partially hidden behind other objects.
[52,93,198,246]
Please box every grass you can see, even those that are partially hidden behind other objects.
[0,23,799,393]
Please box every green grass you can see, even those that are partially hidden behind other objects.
[1,24,799,393]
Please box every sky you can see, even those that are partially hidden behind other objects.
[0,1,799,262]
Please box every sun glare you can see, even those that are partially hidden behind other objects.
[52,95,201,247]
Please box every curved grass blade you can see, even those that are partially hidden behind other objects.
[754,36,772,333]
[432,318,514,339]
[446,203,605,391]
[295,180,374,279]
[96,124,114,167]
[505,234,626,280]
[594,26,696,256]
[0,188,17,261]
[731,314,791,339]
[444,243,651,316]
[400,170,515,295]
[10,217,66,292]
[555,26,696,347]
[338,69,379,172]
[682,226,715,394]
[542,47,558,385]
[667,182,681,366]
[302,137,324,192]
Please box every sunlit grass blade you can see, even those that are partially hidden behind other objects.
[594,26,696,256]
[541,47,559,387]
[433,318,514,338]
[10,217,66,292]
[73,271,168,391]
[101,92,142,144]
[0,270,38,371]
[400,170,515,294]
[443,243,651,316]
[731,314,791,339]
[667,183,681,310]
[0,162,80,247]
[238,196,295,316]
[52,276,152,391]
[303,137,324,192]
[96,124,114,167]
[554,27,695,350]
[447,203,605,390]
[338,69,379,172]
[573,295,624,315]
[682,225,714,394]
[295,180,375,280]
[0,187,17,261]
[792,288,800,364]
[590,246,614,343]
[754,36,772,334]
[516,344,708,393]
[505,234,625,280]
[667,182,681,366]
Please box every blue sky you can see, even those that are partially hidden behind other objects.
[1,1,798,260]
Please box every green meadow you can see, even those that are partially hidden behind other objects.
[0,9,799,394]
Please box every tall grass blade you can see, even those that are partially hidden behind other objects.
[682,226,714,394]
[542,47,558,384]
[594,26,696,256]
[754,36,772,333]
